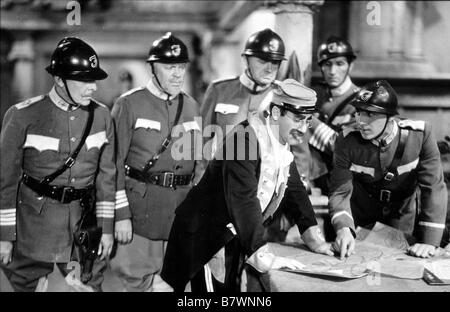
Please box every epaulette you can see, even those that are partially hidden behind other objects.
[212,76,238,85]
[120,87,145,98]
[397,119,425,131]
[15,95,45,110]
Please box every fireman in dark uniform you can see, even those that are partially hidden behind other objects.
[309,36,360,195]
[329,80,447,259]
[109,33,203,291]
[201,28,286,160]
[0,37,115,291]
[161,79,333,293]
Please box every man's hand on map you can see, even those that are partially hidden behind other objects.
[333,227,355,260]
[407,243,436,258]
[302,225,334,256]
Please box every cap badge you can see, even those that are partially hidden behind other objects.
[89,55,98,68]
[269,39,279,52]
[327,42,338,53]
[171,45,181,57]
[359,90,373,102]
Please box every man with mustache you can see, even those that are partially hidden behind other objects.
[0,37,115,291]
[161,79,334,292]
[201,28,286,160]
[110,33,203,291]
[308,36,360,196]
[329,80,448,259]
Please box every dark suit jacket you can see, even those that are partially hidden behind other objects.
[161,121,317,291]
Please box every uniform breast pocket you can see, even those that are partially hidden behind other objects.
[18,183,47,215]
[215,103,240,129]
[350,163,375,183]
[23,134,59,153]
[134,118,162,143]
[85,131,108,152]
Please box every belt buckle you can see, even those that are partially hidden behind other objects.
[384,172,395,182]
[65,157,76,168]
[61,186,74,203]
[380,189,391,203]
[161,172,174,188]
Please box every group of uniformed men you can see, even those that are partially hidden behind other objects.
[0,29,448,292]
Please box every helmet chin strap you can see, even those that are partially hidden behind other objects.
[62,79,81,109]
[371,116,390,142]
[245,57,269,93]
[150,63,171,101]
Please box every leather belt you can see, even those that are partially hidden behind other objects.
[362,184,416,205]
[22,173,93,204]
[125,165,191,188]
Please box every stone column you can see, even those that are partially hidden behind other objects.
[266,0,324,86]
[265,0,324,186]
[348,0,435,77]
[0,29,16,128]
[9,33,35,100]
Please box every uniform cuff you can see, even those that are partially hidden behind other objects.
[246,244,276,273]
[417,221,445,246]
[331,211,355,233]
[0,226,16,242]
[115,190,131,221]
[98,217,114,234]
[115,207,132,221]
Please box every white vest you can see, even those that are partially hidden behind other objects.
[248,112,294,213]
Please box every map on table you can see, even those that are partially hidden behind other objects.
[275,222,427,279]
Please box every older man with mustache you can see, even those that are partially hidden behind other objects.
[161,79,333,293]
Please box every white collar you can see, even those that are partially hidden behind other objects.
[330,76,353,97]
[239,73,272,93]
[146,78,178,101]
[49,87,78,111]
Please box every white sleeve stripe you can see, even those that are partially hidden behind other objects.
[0,221,16,226]
[418,221,445,229]
[0,208,16,214]
[115,202,129,209]
[96,212,114,217]
[96,201,115,205]
[97,214,114,219]
[312,124,327,141]
[320,128,335,143]
[115,190,127,196]
[0,216,16,221]
[331,211,353,224]
[0,213,16,217]
[115,198,128,204]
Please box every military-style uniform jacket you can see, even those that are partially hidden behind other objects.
[308,77,359,180]
[201,73,274,158]
[329,118,447,246]
[161,113,317,291]
[112,79,203,240]
[0,88,116,262]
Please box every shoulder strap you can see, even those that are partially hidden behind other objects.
[40,103,95,184]
[377,128,409,186]
[142,94,184,173]
[326,90,359,126]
